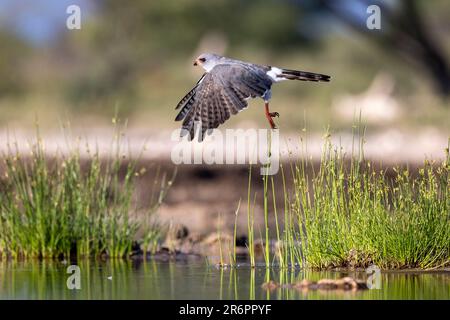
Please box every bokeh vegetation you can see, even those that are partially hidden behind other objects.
[0,0,449,133]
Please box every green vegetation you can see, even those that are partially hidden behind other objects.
[244,129,449,270]
[0,121,447,270]
[291,138,448,269]
[0,124,172,259]
[2,1,449,134]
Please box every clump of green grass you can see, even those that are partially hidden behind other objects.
[246,128,449,270]
[290,135,449,269]
[0,123,172,259]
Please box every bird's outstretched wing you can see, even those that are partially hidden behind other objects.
[175,64,272,141]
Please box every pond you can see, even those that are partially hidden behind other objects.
[0,259,448,300]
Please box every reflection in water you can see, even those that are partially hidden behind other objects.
[0,259,448,300]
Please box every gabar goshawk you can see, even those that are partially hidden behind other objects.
[175,53,331,141]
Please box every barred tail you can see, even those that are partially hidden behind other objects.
[280,69,331,82]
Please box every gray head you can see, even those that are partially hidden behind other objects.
[193,53,224,72]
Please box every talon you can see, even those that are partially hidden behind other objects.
[269,112,279,118]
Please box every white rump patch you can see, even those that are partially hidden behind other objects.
[266,67,287,82]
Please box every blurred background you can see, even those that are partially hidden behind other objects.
[0,0,449,234]
[0,0,448,136]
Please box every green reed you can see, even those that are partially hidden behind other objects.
[247,165,256,267]
[291,135,449,269]
[0,122,172,259]
[245,127,449,270]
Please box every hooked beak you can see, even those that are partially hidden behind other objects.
[193,60,198,66]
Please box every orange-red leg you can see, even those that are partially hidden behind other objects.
[264,101,279,129]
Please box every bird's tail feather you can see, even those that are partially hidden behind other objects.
[280,69,331,82]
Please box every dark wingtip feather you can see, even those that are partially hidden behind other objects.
[175,111,185,121]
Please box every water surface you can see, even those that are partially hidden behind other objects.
[0,259,448,300]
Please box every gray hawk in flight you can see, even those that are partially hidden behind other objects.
[175,53,331,141]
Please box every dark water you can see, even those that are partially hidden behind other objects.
[0,259,448,300]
